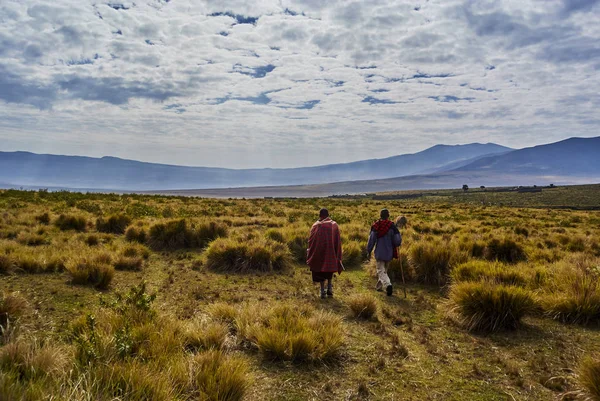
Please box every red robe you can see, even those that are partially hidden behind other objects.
[306,218,343,273]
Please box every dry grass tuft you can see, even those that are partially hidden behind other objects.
[409,240,465,286]
[449,282,536,332]
[148,219,227,250]
[484,237,527,263]
[204,238,292,273]
[96,214,132,234]
[190,350,250,401]
[66,253,114,289]
[55,214,87,232]
[348,294,378,320]
[579,356,600,401]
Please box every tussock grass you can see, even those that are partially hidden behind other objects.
[148,219,227,250]
[451,260,528,287]
[96,214,132,234]
[409,240,465,286]
[237,304,343,362]
[0,291,28,331]
[348,294,378,320]
[35,212,50,225]
[449,282,536,332]
[264,229,285,243]
[207,303,238,328]
[125,226,148,243]
[342,240,364,269]
[55,214,87,232]
[0,340,71,381]
[204,238,292,273]
[0,254,14,274]
[540,255,600,325]
[191,350,249,401]
[579,356,600,401]
[484,237,527,263]
[183,321,229,351]
[66,253,114,289]
[85,234,100,246]
[17,232,47,246]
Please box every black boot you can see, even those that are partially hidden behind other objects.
[386,284,393,296]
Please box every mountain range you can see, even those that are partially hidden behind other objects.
[1,137,598,196]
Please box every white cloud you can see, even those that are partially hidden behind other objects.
[0,0,599,168]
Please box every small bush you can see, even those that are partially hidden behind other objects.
[66,254,114,289]
[579,356,600,401]
[96,215,132,234]
[191,350,249,401]
[348,294,377,320]
[409,241,464,286]
[55,214,87,232]
[35,212,50,225]
[125,226,148,243]
[449,282,536,332]
[148,219,227,250]
[204,238,292,273]
[484,238,526,263]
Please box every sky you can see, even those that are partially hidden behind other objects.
[0,0,599,169]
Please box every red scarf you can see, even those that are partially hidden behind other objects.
[371,219,398,259]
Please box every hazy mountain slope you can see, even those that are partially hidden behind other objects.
[453,137,600,175]
[0,143,511,190]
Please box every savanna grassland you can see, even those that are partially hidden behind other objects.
[1,186,600,401]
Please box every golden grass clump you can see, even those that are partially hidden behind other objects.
[342,240,365,269]
[148,219,227,250]
[348,294,378,320]
[579,356,600,401]
[264,228,285,243]
[0,291,28,331]
[190,350,250,401]
[0,254,13,274]
[16,232,47,246]
[183,321,229,351]
[207,303,238,328]
[204,238,292,273]
[239,304,343,362]
[448,282,536,332]
[409,240,465,286]
[34,212,50,225]
[483,237,527,263]
[55,214,87,231]
[96,214,132,234]
[0,340,71,381]
[66,253,114,289]
[451,260,528,287]
[125,226,148,243]
[540,255,600,325]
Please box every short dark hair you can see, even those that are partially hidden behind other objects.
[319,208,329,218]
[380,208,390,219]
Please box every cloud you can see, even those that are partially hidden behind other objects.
[0,0,598,168]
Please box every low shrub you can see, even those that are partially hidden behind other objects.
[96,215,132,234]
[448,282,536,332]
[66,253,114,289]
[204,238,292,273]
[540,256,600,325]
[484,238,526,263]
[125,226,148,243]
[190,350,249,401]
[148,219,227,250]
[451,260,528,287]
[409,241,464,286]
[579,356,600,401]
[348,294,377,320]
[55,214,87,232]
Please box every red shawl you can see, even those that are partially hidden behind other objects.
[371,219,399,259]
[307,218,343,273]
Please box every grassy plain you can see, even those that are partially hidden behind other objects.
[1,185,599,400]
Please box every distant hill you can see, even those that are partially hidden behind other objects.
[0,143,511,191]
[452,137,600,176]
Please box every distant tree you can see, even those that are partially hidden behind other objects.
[480,186,485,189]
[462,184,469,192]
[549,183,555,188]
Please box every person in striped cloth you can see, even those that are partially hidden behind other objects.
[367,208,402,296]
[306,208,343,299]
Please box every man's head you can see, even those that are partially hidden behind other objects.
[319,208,329,219]
[380,208,390,220]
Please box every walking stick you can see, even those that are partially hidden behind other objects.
[399,251,407,299]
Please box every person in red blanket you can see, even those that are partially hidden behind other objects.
[367,209,402,296]
[307,208,343,299]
